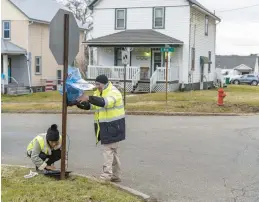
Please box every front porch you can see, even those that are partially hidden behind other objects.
[1,39,31,94]
[85,29,183,92]
[87,65,180,93]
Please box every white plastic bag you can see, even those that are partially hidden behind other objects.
[24,170,38,179]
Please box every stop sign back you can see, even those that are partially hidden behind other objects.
[49,9,80,65]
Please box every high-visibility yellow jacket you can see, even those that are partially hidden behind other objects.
[27,133,61,170]
[91,82,126,145]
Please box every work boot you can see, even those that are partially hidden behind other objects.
[110,177,121,183]
[99,175,111,182]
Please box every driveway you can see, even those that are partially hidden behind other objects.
[2,114,259,202]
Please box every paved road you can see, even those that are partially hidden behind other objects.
[2,114,259,202]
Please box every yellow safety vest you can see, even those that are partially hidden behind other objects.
[27,133,62,155]
[91,82,125,144]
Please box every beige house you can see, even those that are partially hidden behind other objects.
[1,0,87,93]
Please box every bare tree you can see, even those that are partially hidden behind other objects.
[58,0,93,78]
[74,55,87,78]
[63,0,92,25]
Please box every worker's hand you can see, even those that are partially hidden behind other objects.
[45,165,57,170]
[77,95,89,103]
[67,100,78,107]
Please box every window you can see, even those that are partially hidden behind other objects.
[35,56,42,75]
[153,7,165,29]
[191,48,195,70]
[205,15,209,36]
[247,75,255,78]
[208,51,211,73]
[114,48,123,66]
[57,70,62,84]
[115,9,126,30]
[3,21,11,39]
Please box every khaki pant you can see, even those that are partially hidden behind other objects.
[101,142,121,179]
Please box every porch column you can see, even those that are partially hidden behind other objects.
[2,54,9,85]
[88,46,92,66]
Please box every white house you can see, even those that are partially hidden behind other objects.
[85,0,221,92]
[216,55,259,76]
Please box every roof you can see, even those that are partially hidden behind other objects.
[234,64,253,70]
[216,55,259,70]
[85,29,183,46]
[188,0,220,20]
[88,0,220,20]
[8,0,87,29]
[1,39,27,54]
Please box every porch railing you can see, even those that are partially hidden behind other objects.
[149,66,179,92]
[156,67,171,81]
[87,65,140,81]
[132,68,140,88]
[156,67,179,81]
[150,69,158,93]
[9,76,19,85]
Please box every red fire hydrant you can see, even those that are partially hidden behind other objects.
[218,88,226,106]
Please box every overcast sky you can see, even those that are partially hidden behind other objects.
[199,0,259,55]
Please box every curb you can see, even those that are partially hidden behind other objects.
[2,164,157,202]
[74,173,157,202]
[1,110,257,116]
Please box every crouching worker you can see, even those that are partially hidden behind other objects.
[27,124,62,171]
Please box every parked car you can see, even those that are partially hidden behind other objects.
[231,74,259,86]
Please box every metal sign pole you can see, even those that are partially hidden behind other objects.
[124,64,126,107]
[165,51,168,107]
[60,13,69,180]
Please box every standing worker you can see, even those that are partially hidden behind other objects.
[27,124,62,171]
[76,75,126,182]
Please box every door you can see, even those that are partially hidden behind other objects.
[238,74,247,84]
[114,48,123,66]
[152,50,164,74]
[200,63,204,90]
[8,58,11,83]
[57,70,62,85]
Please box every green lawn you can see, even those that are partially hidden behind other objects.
[1,91,93,103]
[2,85,259,113]
[1,166,143,202]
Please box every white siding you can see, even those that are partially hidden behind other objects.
[127,8,152,29]
[189,8,216,83]
[170,47,182,80]
[97,47,115,66]
[156,6,190,83]
[90,3,191,83]
[94,0,189,9]
[91,3,190,39]
[131,48,151,67]
[91,9,116,38]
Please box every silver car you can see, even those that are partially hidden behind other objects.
[232,74,259,86]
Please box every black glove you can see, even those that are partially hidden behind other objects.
[67,99,79,107]
[77,101,91,110]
